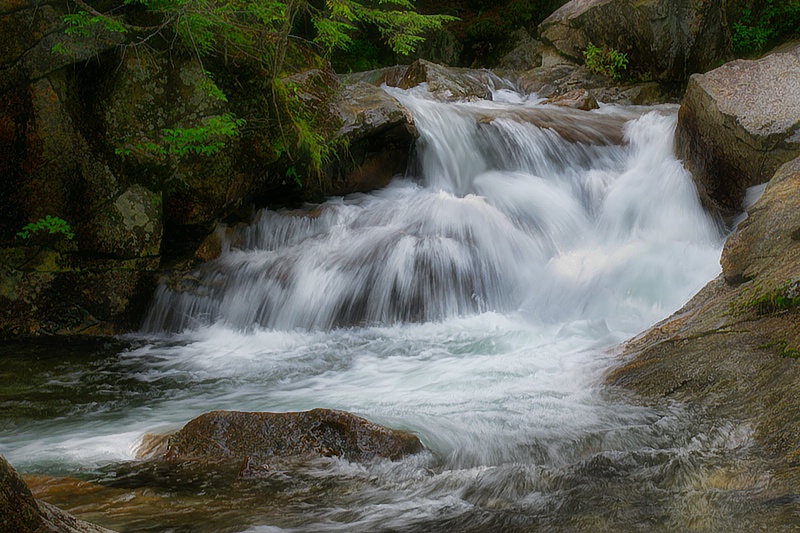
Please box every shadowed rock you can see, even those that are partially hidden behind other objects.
[156,409,424,467]
[0,454,115,532]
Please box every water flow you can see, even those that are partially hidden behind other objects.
[1,88,755,532]
[143,92,719,335]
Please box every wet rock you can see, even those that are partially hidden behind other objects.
[0,454,115,532]
[544,88,599,110]
[398,59,506,101]
[339,66,409,88]
[610,156,800,467]
[477,107,628,146]
[0,254,158,338]
[329,82,417,194]
[161,409,423,466]
[676,44,800,216]
[538,0,732,82]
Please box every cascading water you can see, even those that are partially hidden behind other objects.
[3,86,783,532]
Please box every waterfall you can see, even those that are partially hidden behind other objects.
[143,90,720,334]
[5,85,755,533]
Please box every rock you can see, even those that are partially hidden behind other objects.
[83,185,163,259]
[721,157,800,284]
[0,0,125,93]
[162,409,424,466]
[329,82,418,194]
[398,28,462,67]
[398,59,508,101]
[339,66,409,88]
[0,454,115,532]
[538,0,732,82]
[497,29,544,71]
[544,88,599,110]
[0,254,158,338]
[676,44,800,216]
[609,156,800,466]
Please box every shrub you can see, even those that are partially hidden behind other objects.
[732,0,800,54]
[583,42,629,80]
[17,216,75,241]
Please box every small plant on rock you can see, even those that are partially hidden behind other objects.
[583,42,629,80]
[17,215,75,242]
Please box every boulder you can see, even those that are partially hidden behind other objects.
[329,82,418,194]
[610,156,800,466]
[676,44,800,216]
[497,29,544,71]
[544,88,599,110]
[160,409,424,466]
[0,454,115,532]
[538,0,732,82]
[397,59,508,101]
[83,185,162,259]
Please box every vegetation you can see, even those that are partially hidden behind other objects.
[732,0,800,54]
[59,0,455,185]
[583,42,629,80]
[16,216,75,242]
[732,280,800,317]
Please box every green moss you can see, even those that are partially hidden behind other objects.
[760,340,800,359]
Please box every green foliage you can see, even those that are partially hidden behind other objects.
[63,10,128,37]
[61,0,452,186]
[17,216,75,241]
[116,113,245,158]
[583,42,629,80]
[331,38,383,72]
[732,0,800,53]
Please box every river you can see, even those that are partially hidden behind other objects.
[1,86,785,531]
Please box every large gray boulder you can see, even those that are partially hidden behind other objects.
[538,0,732,82]
[676,44,800,215]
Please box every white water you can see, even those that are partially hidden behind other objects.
[2,88,738,531]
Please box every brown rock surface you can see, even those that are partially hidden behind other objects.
[0,454,115,533]
[163,409,424,465]
[610,156,800,467]
[676,44,800,215]
[398,59,509,101]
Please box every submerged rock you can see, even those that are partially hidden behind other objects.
[156,409,423,467]
[676,43,800,216]
[0,454,114,533]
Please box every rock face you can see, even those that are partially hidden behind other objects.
[0,454,115,532]
[539,0,732,82]
[676,44,800,215]
[161,409,424,466]
[610,156,800,468]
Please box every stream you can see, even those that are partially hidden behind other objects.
[0,86,789,531]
